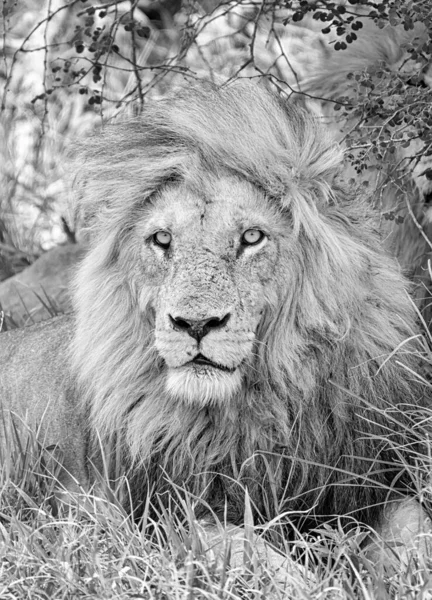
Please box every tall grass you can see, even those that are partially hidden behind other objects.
[1,402,432,600]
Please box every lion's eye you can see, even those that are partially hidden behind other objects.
[153,231,172,249]
[241,229,265,246]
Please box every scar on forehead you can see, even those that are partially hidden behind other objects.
[202,184,214,206]
[190,185,211,224]
[188,172,217,206]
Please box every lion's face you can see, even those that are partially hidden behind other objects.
[136,174,286,405]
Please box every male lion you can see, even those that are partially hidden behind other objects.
[0,81,430,560]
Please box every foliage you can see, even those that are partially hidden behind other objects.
[296,2,432,211]
[1,1,431,250]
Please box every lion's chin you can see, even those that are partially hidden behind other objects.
[165,365,242,405]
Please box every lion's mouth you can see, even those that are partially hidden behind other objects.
[187,353,237,373]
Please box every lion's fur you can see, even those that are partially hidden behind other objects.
[66,81,430,528]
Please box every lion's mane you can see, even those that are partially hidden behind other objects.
[72,81,428,529]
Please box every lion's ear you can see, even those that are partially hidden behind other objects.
[70,184,97,242]
[68,122,154,238]
[67,168,104,241]
[67,136,106,235]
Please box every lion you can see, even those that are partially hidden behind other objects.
[0,81,430,562]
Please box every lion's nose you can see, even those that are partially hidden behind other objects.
[169,314,230,342]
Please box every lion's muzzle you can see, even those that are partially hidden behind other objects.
[160,309,248,405]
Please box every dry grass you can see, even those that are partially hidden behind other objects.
[1,408,432,600]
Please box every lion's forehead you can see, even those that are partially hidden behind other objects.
[142,175,283,243]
